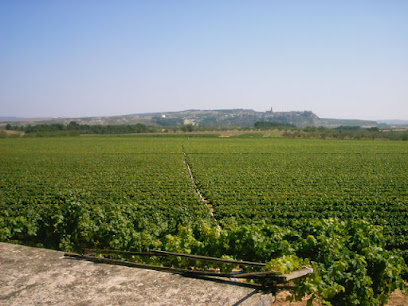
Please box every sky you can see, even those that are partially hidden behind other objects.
[1,1,407,120]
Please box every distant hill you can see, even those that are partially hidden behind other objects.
[376,120,408,129]
[319,118,378,128]
[123,109,320,128]
[0,116,23,121]
[378,120,408,124]
[0,109,386,129]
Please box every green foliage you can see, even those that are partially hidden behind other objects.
[0,130,20,138]
[0,136,407,304]
[254,121,296,130]
[181,124,194,132]
[266,255,309,274]
[292,220,407,305]
[286,126,408,140]
[163,221,406,305]
[183,138,408,251]
[7,122,152,136]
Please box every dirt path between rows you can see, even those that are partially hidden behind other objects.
[182,145,221,228]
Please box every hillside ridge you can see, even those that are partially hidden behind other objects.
[0,108,382,128]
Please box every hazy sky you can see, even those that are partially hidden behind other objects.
[1,1,407,120]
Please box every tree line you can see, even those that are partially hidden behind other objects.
[3,121,408,140]
[283,125,408,141]
[5,121,152,136]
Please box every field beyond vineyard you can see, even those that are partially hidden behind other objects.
[1,136,407,304]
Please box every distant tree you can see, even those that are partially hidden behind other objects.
[335,126,361,131]
[67,121,80,130]
[181,124,194,132]
[303,126,317,132]
[255,121,296,130]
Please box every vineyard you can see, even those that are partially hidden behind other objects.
[184,138,408,249]
[1,136,407,305]
[0,137,213,250]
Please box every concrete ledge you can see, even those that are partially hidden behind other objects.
[0,242,275,305]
